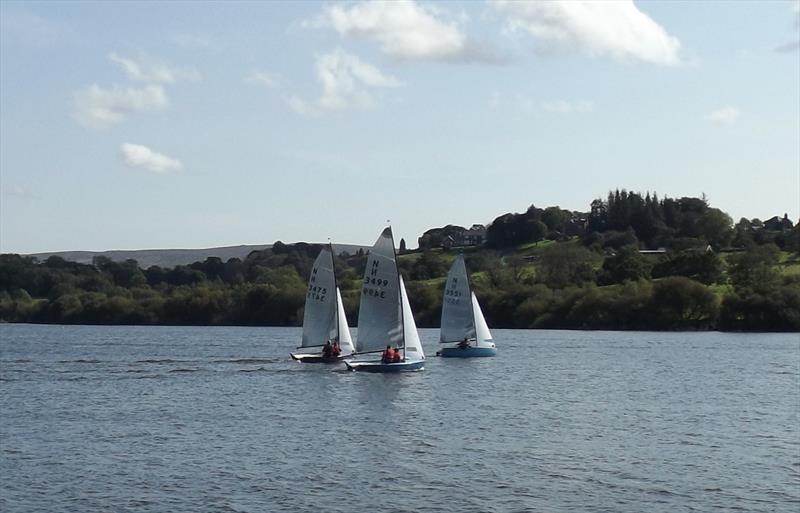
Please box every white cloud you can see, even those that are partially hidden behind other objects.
[290,49,402,115]
[492,93,594,114]
[287,95,320,117]
[491,0,681,65]
[72,84,168,129]
[109,53,200,83]
[705,106,740,125]
[312,0,494,62]
[244,71,281,88]
[542,99,593,114]
[120,143,182,173]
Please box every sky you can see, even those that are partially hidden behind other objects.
[1,0,798,254]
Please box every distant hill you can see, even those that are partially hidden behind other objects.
[29,243,369,269]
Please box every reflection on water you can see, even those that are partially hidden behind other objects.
[1,325,798,512]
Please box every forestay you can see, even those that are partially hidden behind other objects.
[440,254,476,343]
[356,227,403,354]
[300,246,338,348]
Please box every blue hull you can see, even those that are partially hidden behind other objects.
[344,359,425,373]
[438,346,497,358]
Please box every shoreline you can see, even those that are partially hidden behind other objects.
[1,321,795,334]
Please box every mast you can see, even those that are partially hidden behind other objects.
[388,225,405,362]
[464,254,477,342]
[329,241,339,343]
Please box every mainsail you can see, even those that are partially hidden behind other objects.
[440,254,477,343]
[300,246,338,348]
[356,227,403,354]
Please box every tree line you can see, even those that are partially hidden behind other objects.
[1,190,798,331]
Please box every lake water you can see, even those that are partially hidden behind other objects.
[0,325,798,513]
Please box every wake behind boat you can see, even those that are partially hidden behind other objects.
[345,227,425,372]
[290,244,354,363]
[437,253,496,357]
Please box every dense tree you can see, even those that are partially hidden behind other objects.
[696,208,734,249]
[599,245,652,285]
[727,244,781,294]
[652,249,725,284]
[719,282,800,331]
[585,190,737,249]
[417,225,467,249]
[649,277,719,329]
[0,190,794,331]
[486,206,563,248]
[536,244,598,289]
[409,251,450,280]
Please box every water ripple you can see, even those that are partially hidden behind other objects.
[0,325,798,513]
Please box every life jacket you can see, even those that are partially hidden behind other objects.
[392,350,402,363]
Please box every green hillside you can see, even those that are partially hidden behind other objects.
[2,190,798,331]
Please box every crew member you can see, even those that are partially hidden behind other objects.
[381,345,395,363]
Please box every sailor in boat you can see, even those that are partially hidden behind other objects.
[381,345,395,363]
[322,341,333,359]
[331,339,341,357]
[458,337,471,349]
[392,347,402,363]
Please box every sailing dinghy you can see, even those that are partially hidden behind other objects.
[290,245,354,363]
[437,254,496,357]
[345,227,425,372]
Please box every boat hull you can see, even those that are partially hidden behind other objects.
[437,346,497,358]
[344,359,425,372]
[290,352,351,363]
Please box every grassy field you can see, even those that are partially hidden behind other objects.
[779,251,800,276]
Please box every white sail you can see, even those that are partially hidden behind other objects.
[440,254,476,343]
[400,276,424,361]
[472,292,493,345]
[300,246,338,348]
[336,287,354,354]
[356,227,403,354]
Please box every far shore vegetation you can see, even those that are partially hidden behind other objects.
[2,190,798,332]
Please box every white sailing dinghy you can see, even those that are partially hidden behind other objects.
[437,254,496,357]
[290,245,354,363]
[345,227,425,372]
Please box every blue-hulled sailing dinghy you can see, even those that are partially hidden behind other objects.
[437,254,496,358]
